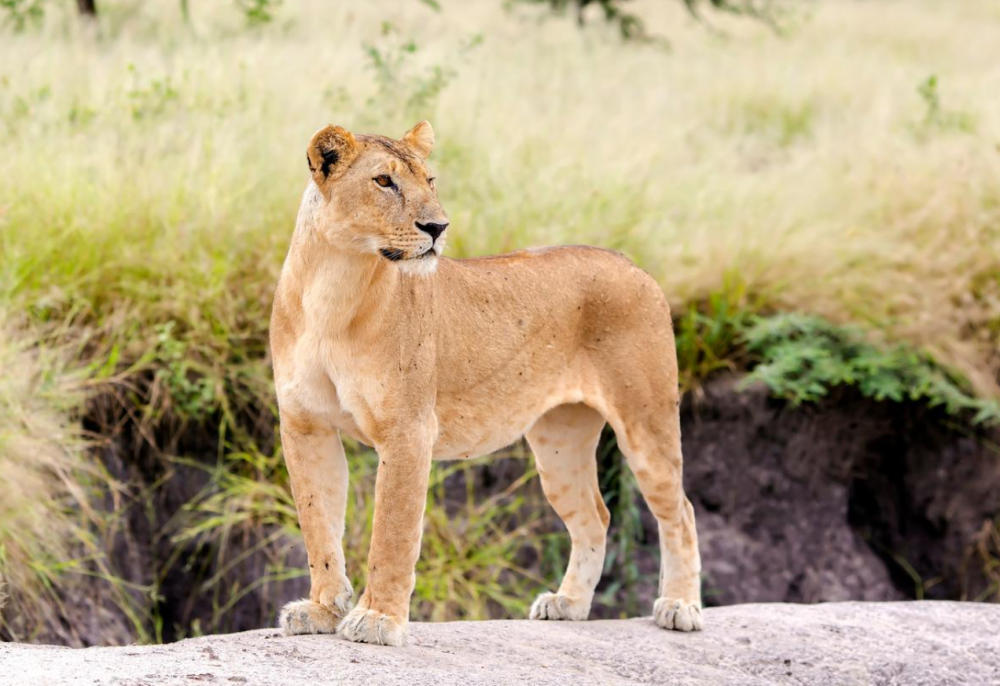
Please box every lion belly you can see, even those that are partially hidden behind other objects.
[430,371,594,461]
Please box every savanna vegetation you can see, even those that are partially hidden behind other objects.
[1,0,999,645]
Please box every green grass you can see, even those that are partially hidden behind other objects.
[169,439,553,631]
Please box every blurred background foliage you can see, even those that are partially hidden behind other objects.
[1,0,999,645]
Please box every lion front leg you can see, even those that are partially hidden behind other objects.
[278,414,354,635]
[338,430,432,647]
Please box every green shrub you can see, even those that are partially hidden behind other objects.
[234,0,280,26]
[674,283,757,392]
[742,314,1000,424]
[916,74,977,135]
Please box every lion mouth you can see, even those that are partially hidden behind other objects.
[380,247,436,262]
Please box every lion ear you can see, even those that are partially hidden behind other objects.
[307,125,359,188]
[402,120,434,159]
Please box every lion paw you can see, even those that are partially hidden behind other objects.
[279,599,340,635]
[337,606,407,647]
[653,597,703,632]
[279,582,354,636]
[529,592,590,621]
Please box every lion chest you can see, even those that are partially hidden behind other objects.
[276,335,376,446]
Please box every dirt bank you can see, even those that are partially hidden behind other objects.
[9,376,997,647]
[2,602,997,685]
[683,377,1000,605]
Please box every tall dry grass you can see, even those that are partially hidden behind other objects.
[0,320,119,644]
[2,0,999,393]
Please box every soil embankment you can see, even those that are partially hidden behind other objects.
[683,377,1000,605]
[12,376,998,646]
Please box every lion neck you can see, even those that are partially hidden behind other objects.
[285,195,435,339]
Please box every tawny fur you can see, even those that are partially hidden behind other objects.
[270,121,703,646]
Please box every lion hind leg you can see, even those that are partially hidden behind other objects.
[607,394,703,632]
[526,403,608,621]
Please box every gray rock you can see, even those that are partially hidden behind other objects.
[2,602,998,685]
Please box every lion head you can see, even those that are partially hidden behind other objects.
[304,121,448,276]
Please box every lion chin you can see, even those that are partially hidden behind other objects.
[397,254,439,277]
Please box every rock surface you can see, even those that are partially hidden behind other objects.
[3,602,998,685]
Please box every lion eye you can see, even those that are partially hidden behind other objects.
[374,175,393,188]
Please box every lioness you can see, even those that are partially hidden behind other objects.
[270,121,703,646]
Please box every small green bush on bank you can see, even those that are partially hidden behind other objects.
[743,314,1000,424]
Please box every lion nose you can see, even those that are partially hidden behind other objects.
[416,221,448,243]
